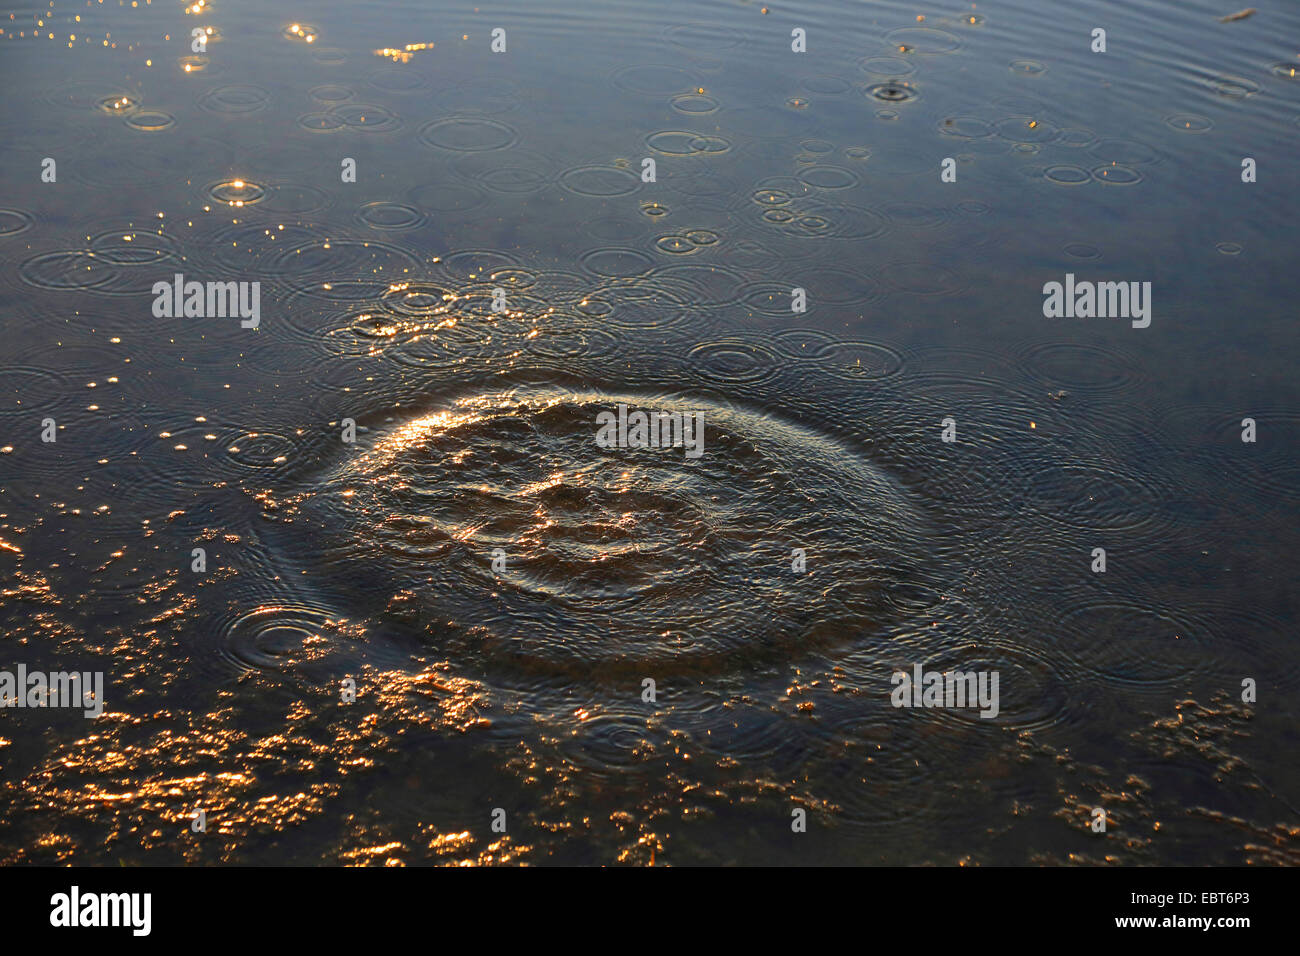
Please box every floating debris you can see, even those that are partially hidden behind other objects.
[1218,8,1256,22]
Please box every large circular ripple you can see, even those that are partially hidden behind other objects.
[290,386,936,678]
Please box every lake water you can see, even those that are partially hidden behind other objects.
[0,0,1297,865]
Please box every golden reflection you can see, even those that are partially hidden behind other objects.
[373,41,433,62]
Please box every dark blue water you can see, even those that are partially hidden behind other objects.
[0,0,1297,865]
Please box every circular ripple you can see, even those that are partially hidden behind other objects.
[798,165,859,189]
[1165,113,1213,133]
[613,64,699,95]
[210,222,330,275]
[878,202,949,230]
[206,179,266,205]
[859,56,915,76]
[333,104,401,132]
[1019,342,1142,395]
[1009,59,1047,76]
[784,202,888,241]
[938,116,994,138]
[269,238,421,280]
[671,93,719,113]
[1209,75,1260,98]
[1092,164,1143,185]
[298,111,346,132]
[1056,127,1098,148]
[88,228,182,265]
[1090,138,1159,165]
[910,635,1080,733]
[1053,601,1215,688]
[219,605,342,673]
[95,94,138,115]
[124,109,176,131]
[311,84,354,103]
[178,55,213,74]
[282,22,321,41]
[646,130,732,155]
[418,118,518,151]
[995,115,1058,143]
[225,430,298,469]
[375,281,455,317]
[292,386,932,676]
[525,325,619,361]
[385,315,512,371]
[1022,461,1171,533]
[1044,164,1091,185]
[653,263,747,307]
[655,235,698,255]
[0,366,72,417]
[868,82,918,103]
[356,201,426,231]
[19,251,115,290]
[0,209,36,238]
[1153,403,1300,501]
[885,27,961,54]
[434,249,521,283]
[813,709,945,828]
[739,282,799,316]
[587,286,691,333]
[560,165,640,197]
[198,84,271,113]
[812,340,905,381]
[772,327,840,360]
[686,339,784,386]
[1063,242,1101,259]
[580,247,654,277]
[456,149,556,194]
[312,47,348,65]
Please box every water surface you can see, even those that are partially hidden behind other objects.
[0,0,1297,865]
